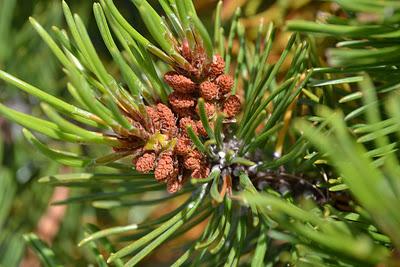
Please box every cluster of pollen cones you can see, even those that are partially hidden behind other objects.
[115,51,241,193]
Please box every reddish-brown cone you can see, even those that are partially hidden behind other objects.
[179,117,197,135]
[208,54,225,78]
[135,153,156,173]
[154,151,175,181]
[146,106,161,132]
[184,156,201,170]
[183,149,203,170]
[216,74,234,96]
[119,51,242,193]
[200,81,219,101]
[175,136,192,155]
[167,178,183,193]
[168,92,196,110]
[191,164,210,179]
[223,95,241,118]
[164,71,196,93]
[156,103,177,136]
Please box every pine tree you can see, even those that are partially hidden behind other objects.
[1,0,400,266]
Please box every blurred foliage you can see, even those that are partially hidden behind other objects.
[0,0,90,266]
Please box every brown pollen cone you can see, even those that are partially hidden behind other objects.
[208,54,225,78]
[167,178,183,193]
[195,101,215,118]
[135,153,156,173]
[156,103,177,136]
[223,95,241,118]
[184,156,201,170]
[191,163,210,179]
[154,151,175,181]
[168,92,196,110]
[200,81,219,101]
[164,71,196,94]
[175,136,192,155]
[189,149,203,160]
[179,117,197,136]
[124,50,242,193]
[146,106,161,132]
[183,149,203,171]
[216,74,234,96]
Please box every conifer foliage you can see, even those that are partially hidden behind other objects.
[1,0,400,266]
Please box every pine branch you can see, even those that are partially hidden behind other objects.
[1,0,400,266]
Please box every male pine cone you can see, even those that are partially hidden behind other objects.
[131,53,241,193]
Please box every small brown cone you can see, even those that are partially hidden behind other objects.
[223,95,241,118]
[135,153,156,173]
[166,178,183,193]
[154,151,174,181]
[216,74,234,96]
[156,103,178,136]
[200,81,219,101]
[208,54,225,78]
[179,117,197,135]
[164,71,196,93]
[168,92,196,109]
[175,136,192,156]
[191,164,210,179]
[146,106,161,132]
[184,156,201,171]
